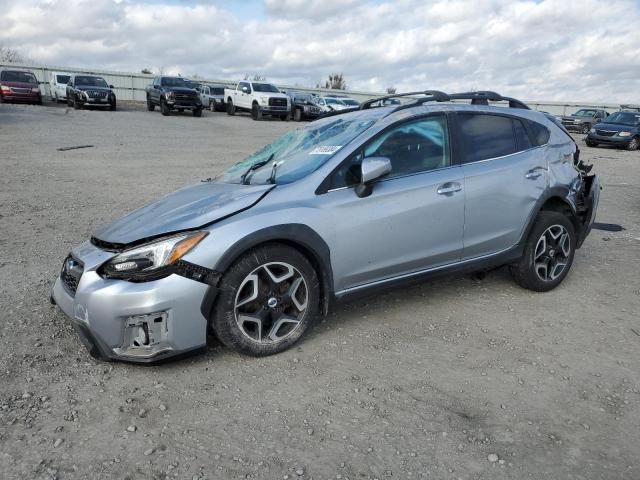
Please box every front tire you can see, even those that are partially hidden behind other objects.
[294,108,302,122]
[193,107,202,117]
[226,99,235,115]
[509,211,576,292]
[109,99,116,111]
[73,95,81,110]
[626,137,639,151]
[251,102,262,121]
[585,139,598,147]
[160,98,170,116]
[581,124,590,134]
[147,96,155,111]
[211,244,320,357]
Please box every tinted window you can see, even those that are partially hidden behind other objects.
[513,119,533,151]
[459,114,516,163]
[526,120,550,146]
[161,77,189,88]
[56,75,70,84]
[329,116,450,189]
[75,76,109,87]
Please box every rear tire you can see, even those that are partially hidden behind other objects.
[160,98,170,116]
[226,99,235,115]
[626,137,639,151]
[509,211,576,292]
[211,244,320,357]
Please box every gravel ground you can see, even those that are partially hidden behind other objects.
[1,102,639,480]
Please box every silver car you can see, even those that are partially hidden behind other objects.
[51,90,600,363]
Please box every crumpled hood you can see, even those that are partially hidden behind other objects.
[93,182,274,246]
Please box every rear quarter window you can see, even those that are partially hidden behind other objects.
[526,120,550,146]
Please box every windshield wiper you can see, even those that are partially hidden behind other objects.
[268,159,279,184]
[240,153,274,185]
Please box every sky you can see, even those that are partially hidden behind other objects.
[1,0,639,102]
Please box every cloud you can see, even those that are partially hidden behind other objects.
[1,0,639,102]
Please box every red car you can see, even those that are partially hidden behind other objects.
[0,69,42,105]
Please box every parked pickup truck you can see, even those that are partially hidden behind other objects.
[146,76,202,117]
[224,81,290,120]
[559,108,608,134]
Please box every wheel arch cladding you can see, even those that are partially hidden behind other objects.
[204,224,334,320]
[521,190,579,248]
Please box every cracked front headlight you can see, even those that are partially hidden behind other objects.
[617,131,632,137]
[102,231,208,280]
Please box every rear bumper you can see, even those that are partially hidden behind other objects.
[51,242,213,363]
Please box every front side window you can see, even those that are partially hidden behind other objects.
[459,114,516,163]
[328,116,450,189]
[574,109,597,117]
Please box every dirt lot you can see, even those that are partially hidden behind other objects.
[1,102,639,480]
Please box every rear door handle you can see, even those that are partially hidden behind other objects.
[525,166,548,179]
[437,182,463,195]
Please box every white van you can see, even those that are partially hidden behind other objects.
[49,71,72,102]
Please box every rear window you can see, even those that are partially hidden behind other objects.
[459,114,516,163]
[1,70,37,84]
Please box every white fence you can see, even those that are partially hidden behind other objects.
[0,62,627,116]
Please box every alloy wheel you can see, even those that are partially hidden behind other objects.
[533,224,571,282]
[234,262,309,344]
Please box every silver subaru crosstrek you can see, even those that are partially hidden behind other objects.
[51,90,600,363]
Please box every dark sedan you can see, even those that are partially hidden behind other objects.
[586,111,640,150]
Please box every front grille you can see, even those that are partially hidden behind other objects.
[596,130,616,137]
[60,255,84,296]
[86,90,107,99]
[175,93,196,103]
[269,97,287,107]
[11,87,31,94]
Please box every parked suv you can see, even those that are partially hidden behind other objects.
[51,90,599,364]
[146,76,203,117]
[0,69,42,104]
[66,75,116,110]
[559,108,608,134]
[288,91,323,121]
[586,110,640,150]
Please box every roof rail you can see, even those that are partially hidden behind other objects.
[316,90,530,120]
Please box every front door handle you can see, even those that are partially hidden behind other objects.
[437,182,463,195]
[525,166,548,180]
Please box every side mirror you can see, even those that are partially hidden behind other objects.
[109,85,114,89]
[241,87,249,93]
[355,156,392,198]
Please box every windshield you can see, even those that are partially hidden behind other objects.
[605,112,640,126]
[220,117,376,185]
[574,109,596,117]
[294,93,313,103]
[161,77,189,88]
[253,83,280,93]
[75,76,109,87]
[325,98,346,105]
[56,75,70,84]
[1,71,37,84]
[341,98,359,106]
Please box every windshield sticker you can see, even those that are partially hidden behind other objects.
[309,146,342,155]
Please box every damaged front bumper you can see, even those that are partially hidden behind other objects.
[51,241,218,363]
